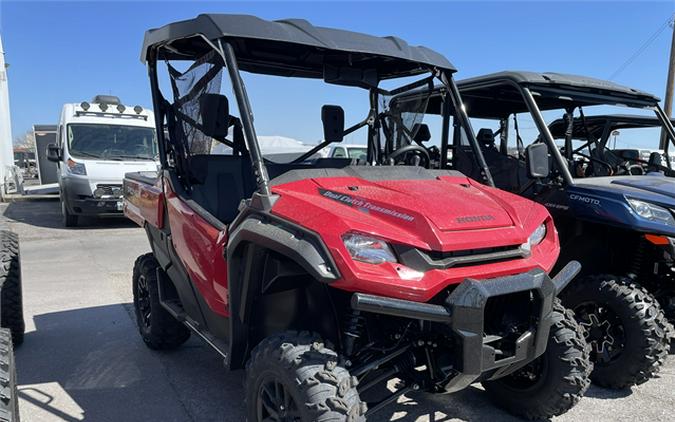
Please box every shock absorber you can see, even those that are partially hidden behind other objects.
[630,236,646,278]
[343,310,365,357]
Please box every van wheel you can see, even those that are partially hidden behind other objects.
[482,299,592,420]
[61,199,78,227]
[561,275,669,388]
[132,253,190,350]
[245,331,366,422]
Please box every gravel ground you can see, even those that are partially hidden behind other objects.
[1,199,673,421]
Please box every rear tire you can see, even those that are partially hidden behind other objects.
[132,253,190,350]
[561,275,669,388]
[0,231,24,347]
[0,328,19,421]
[61,199,78,228]
[482,299,591,420]
[245,331,366,422]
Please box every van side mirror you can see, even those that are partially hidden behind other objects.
[321,105,345,143]
[199,94,230,138]
[47,144,61,162]
[526,143,550,178]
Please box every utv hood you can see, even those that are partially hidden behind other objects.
[575,174,675,207]
[611,175,675,199]
[310,177,514,231]
[268,166,536,248]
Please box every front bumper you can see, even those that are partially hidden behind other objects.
[61,177,124,215]
[351,261,580,393]
[67,197,124,215]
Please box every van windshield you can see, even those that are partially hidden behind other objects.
[67,124,157,160]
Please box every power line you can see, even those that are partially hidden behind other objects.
[609,14,674,81]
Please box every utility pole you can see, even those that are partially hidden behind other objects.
[661,15,675,149]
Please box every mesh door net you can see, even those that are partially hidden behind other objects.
[166,50,225,163]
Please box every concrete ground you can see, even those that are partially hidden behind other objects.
[1,199,673,421]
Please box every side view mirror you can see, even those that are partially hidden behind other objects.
[526,143,550,179]
[47,144,61,162]
[322,105,345,143]
[199,94,230,139]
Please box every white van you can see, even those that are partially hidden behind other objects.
[48,95,158,226]
[325,143,367,160]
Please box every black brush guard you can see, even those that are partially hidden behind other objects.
[351,261,580,393]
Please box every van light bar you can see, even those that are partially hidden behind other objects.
[73,110,148,120]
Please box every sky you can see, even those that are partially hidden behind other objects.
[2,0,675,149]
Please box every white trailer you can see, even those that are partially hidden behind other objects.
[0,35,19,199]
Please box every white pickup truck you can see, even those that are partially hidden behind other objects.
[324,143,367,160]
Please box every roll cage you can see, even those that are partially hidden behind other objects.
[547,115,675,172]
[141,14,495,203]
[454,71,675,185]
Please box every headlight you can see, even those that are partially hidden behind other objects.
[66,158,87,175]
[529,223,547,246]
[627,199,675,226]
[342,232,397,265]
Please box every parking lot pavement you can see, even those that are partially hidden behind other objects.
[1,199,673,421]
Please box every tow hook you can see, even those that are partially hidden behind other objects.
[551,260,582,295]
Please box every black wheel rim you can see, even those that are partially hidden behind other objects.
[137,274,152,329]
[257,376,301,422]
[497,354,549,391]
[574,302,625,365]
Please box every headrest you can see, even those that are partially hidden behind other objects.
[648,151,663,168]
[412,123,431,143]
[477,128,495,145]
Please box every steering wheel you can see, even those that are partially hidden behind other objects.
[573,151,615,176]
[616,162,645,176]
[388,144,430,167]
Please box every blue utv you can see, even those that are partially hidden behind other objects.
[455,72,673,389]
[391,71,672,390]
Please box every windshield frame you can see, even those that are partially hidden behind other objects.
[524,89,675,179]
[66,123,157,161]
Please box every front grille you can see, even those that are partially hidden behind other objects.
[425,244,522,261]
[483,290,541,362]
[394,243,528,272]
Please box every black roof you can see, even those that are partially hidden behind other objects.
[141,14,455,79]
[457,71,660,119]
[547,114,673,139]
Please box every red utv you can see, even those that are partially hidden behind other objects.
[125,15,591,421]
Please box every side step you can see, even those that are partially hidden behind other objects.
[160,298,230,361]
[156,268,230,362]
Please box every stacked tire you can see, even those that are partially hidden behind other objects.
[0,328,18,422]
[0,228,23,422]
[0,230,24,346]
